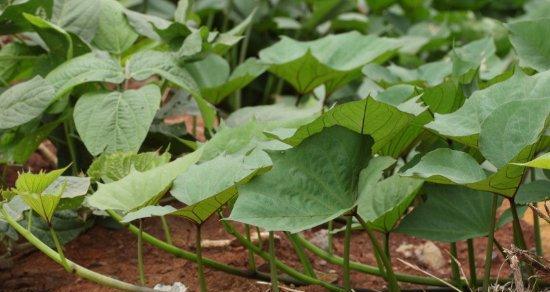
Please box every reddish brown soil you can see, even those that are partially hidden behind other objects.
[0,212,531,292]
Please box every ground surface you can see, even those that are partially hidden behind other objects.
[0,211,533,292]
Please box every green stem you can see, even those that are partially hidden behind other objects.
[262,75,275,104]
[509,198,528,250]
[343,216,352,291]
[530,171,542,256]
[220,220,340,291]
[450,242,461,288]
[355,215,400,291]
[327,220,334,255]
[286,232,316,278]
[196,224,207,292]
[137,220,146,285]
[26,210,33,230]
[49,227,70,272]
[256,226,263,249]
[467,239,477,288]
[159,216,172,245]
[63,120,78,175]
[269,231,279,292]
[2,207,152,291]
[245,224,256,271]
[383,232,390,259]
[482,194,498,292]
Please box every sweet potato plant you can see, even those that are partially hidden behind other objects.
[0,0,549,291]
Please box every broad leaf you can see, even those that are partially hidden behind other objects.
[87,151,171,182]
[44,176,91,198]
[515,180,550,205]
[51,0,100,42]
[86,148,202,212]
[396,185,501,242]
[121,205,176,223]
[259,31,400,94]
[229,126,372,233]
[15,167,68,194]
[358,175,423,232]
[171,151,271,224]
[46,51,125,99]
[514,153,550,170]
[0,76,54,129]
[74,84,161,155]
[278,96,424,155]
[0,0,50,34]
[451,37,495,77]
[23,13,74,60]
[426,70,550,147]
[508,18,550,72]
[92,0,138,54]
[184,54,267,104]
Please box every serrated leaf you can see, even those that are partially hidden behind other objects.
[395,185,500,242]
[87,151,171,183]
[171,150,271,224]
[0,76,54,129]
[46,51,125,99]
[86,148,202,212]
[259,31,400,94]
[74,84,161,155]
[229,126,372,233]
[15,167,68,194]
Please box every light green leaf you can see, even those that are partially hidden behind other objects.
[508,18,550,72]
[210,9,256,55]
[479,98,550,169]
[514,153,550,170]
[52,0,100,42]
[229,126,372,233]
[74,84,161,155]
[1,196,29,222]
[451,37,495,77]
[259,31,400,94]
[18,191,63,223]
[86,148,202,212]
[87,151,171,183]
[171,151,271,224]
[44,176,91,198]
[0,76,55,130]
[15,167,68,194]
[396,185,501,242]
[46,51,125,99]
[92,0,138,54]
[358,175,423,232]
[426,69,550,147]
[121,205,176,223]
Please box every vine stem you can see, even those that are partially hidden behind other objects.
[269,231,279,292]
[160,216,173,245]
[343,216,352,291]
[286,232,316,278]
[354,215,400,291]
[49,227,70,272]
[531,171,542,256]
[482,194,498,292]
[63,120,78,175]
[245,224,256,271]
[196,224,207,292]
[450,242,460,288]
[137,219,146,285]
[467,239,477,288]
[2,207,153,291]
[327,220,334,255]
